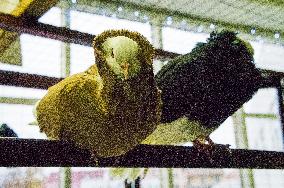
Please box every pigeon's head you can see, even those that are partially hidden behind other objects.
[93,30,154,81]
[101,36,140,80]
[208,30,254,63]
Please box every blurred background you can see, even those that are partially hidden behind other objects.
[0,0,284,187]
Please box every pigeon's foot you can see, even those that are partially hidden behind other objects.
[193,136,214,151]
[193,136,231,161]
[90,152,99,166]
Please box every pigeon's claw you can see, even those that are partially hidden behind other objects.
[193,136,214,151]
[193,136,231,162]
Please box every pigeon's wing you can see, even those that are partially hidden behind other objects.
[35,77,69,139]
[35,65,104,140]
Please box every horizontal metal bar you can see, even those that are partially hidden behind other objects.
[155,48,179,60]
[278,78,284,149]
[0,138,283,168]
[0,13,94,46]
[1,14,283,88]
[1,69,283,90]
[259,69,284,88]
[0,70,63,89]
[0,97,39,105]
[245,113,278,119]
[0,13,178,60]
[0,0,59,55]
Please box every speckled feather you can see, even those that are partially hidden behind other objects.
[35,30,162,157]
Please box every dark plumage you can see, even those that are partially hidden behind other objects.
[156,31,262,129]
[139,30,267,147]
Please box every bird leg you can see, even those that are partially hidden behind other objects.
[193,136,214,152]
[90,152,122,167]
[90,153,99,166]
[193,136,231,160]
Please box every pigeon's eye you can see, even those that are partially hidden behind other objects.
[111,48,115,58]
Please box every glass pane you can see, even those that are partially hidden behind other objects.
[162,27,209,54]
[246,117,283,151]
[244,88,279,114]
[70,11,152,42]
[253,169,284,188]
[0,0,19,14]
[70,44,94,75]
[0,103,46,138]
[0,0,33,16]
[0,34,62,77]
[72,168,123,188]
[153,60,165,75]
[141,168,240,188]
[251,41,284,72]
[211,117,237,148]
[0,86,47,98]
[38,7,62,27]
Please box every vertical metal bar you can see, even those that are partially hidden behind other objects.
[63,167,72,188]
[277,78,284,149]
[150,15,164,74]
[232,108,255,188]
[60,3,72,188]
[60,6,71,77]
[233,108,249,149]
[150,16,163,49]
[150,15,174,188]
[121,13,165,188]
[159,168,164,188]
[168,168,174,188]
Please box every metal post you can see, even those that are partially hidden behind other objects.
[168,168,174,188]
[150,15,176,188]
[159,168,164,188]
[150,16,163,49]
[64,167,72,188]
[60,6,71,77]
[232,108,255,188]
[60,3,72,188]
[150,15,164,73]
[277,78,284,149]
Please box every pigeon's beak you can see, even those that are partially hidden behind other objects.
[121,62,129,80]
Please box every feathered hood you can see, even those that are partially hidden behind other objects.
[93,29,155,80]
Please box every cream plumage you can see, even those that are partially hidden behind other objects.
[34,30,162,157]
